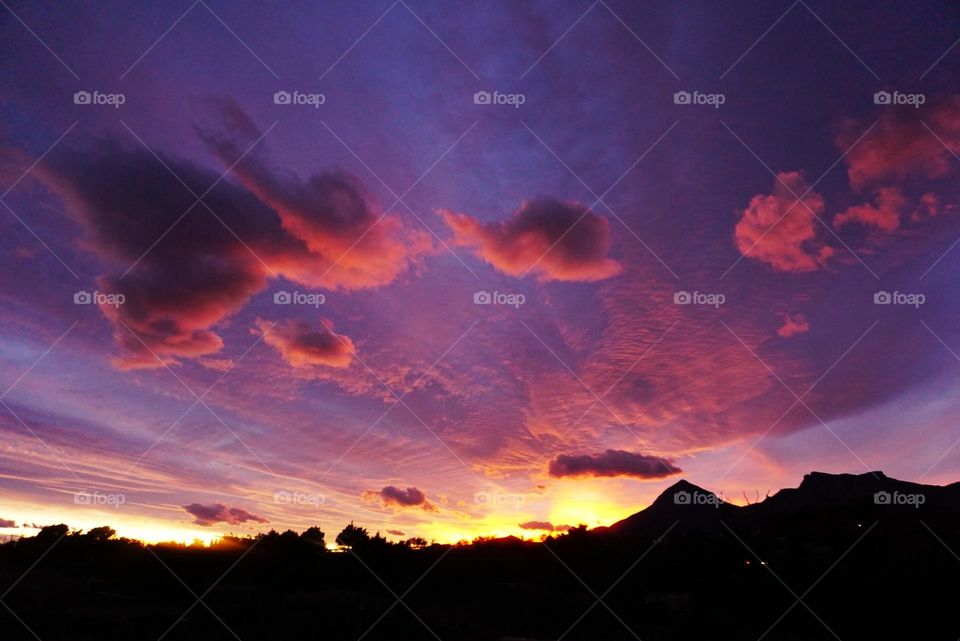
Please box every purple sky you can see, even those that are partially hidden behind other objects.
[2,0,960,542]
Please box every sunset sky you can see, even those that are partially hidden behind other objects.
[2,0,960,544]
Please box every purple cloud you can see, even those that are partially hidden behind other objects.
[549,449,682,479]
[441,197,622,282]
[363,486,437,512]
[519,521,571,532]
[182,503,269,527]
[256,317,355,368]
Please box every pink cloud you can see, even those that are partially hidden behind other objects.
[440,197,622,281]
[35,101,427,369]
[196,98,431,291]
[911,192,944,223]
[833,187,905,233]
[734,172,834,272]
[777,313,810,338]
[257,318,355,368]
[838,96,960,190]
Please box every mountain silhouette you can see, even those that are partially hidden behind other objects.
[597,479,735,536]
[753,470,960,514]
[596,471,958,540]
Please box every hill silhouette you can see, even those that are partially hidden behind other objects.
[596,478,737,536]
[2,471,959,640]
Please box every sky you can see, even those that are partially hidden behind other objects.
[1,0,960,544]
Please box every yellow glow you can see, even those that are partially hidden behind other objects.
[0,482,668,546]
[548,484,640,529]
[1,501,225,545]
[101,524,223,545]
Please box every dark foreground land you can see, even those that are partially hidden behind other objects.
[2,471,959,640]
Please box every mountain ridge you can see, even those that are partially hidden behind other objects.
[596,470,960,537]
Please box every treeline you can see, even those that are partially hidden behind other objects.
[1,521,577,552]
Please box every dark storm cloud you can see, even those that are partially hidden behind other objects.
[36,104,426,369]
[39,139,276,369]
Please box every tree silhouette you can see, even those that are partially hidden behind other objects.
[35,523,68,544]
[301,526,326,548]
[404,536,428,549]
[84,526,116,542]
[335,521,369,549]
